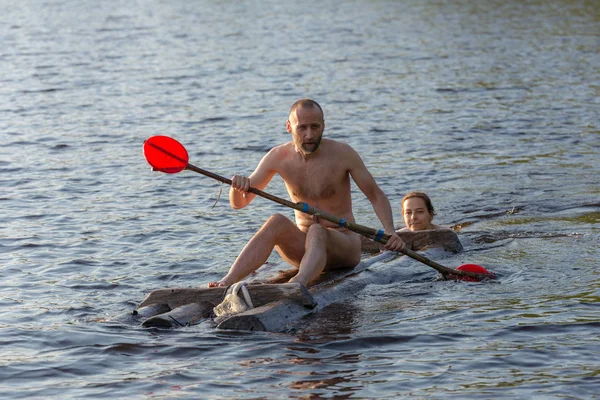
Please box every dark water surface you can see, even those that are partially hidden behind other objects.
[1,0,599,398]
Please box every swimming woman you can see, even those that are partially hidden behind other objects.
[362,191,461,253]
[398,191,444,232]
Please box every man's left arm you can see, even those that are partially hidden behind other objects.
[347,147,404,251]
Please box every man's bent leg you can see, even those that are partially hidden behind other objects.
[208,214,306,287]
[288,225,361,286]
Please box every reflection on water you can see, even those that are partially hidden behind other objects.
[1,0,599,398]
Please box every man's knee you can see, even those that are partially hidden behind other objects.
[261,214,295,236]
[265,213,291,227]
[306,223,328,241]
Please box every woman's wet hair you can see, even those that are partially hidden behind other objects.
[401,192,436,215]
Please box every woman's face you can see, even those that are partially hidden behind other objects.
[402,197,433,231]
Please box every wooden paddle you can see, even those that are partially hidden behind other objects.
[143,135,495,281]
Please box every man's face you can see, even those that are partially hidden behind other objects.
[286,106,325,155]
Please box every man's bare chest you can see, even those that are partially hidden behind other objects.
[279,159,348,201]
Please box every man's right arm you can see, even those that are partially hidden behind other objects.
[229,148,278,209]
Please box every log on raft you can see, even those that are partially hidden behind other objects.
[137,283,317,328]
[361,228,463,254]
[138,281,317,310]
[136,229,463,330]
[141,301,214,328]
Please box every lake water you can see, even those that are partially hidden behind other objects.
[1,0,599,398]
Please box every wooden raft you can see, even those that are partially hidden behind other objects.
[136,283,316,328]
[215,251,401,332]
[136,229,462,331]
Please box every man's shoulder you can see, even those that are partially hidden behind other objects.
[267,142,294,158]
[321,139,356,155]
[322,138,351,147]
[271,141,294,150]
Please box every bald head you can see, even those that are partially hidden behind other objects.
[288,99,324,120]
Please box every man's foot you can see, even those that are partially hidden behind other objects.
[287,275,309,287]
[208,280,230,288]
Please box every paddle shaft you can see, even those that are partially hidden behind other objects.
[183,163,491,281]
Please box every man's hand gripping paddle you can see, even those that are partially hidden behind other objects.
[143,135,495,282]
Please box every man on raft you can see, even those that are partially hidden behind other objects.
[209,99,405,288]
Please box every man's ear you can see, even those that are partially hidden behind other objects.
[286,119,292,133]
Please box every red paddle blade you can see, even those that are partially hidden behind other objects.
[453,264,495,282]
[143,136,189,173]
